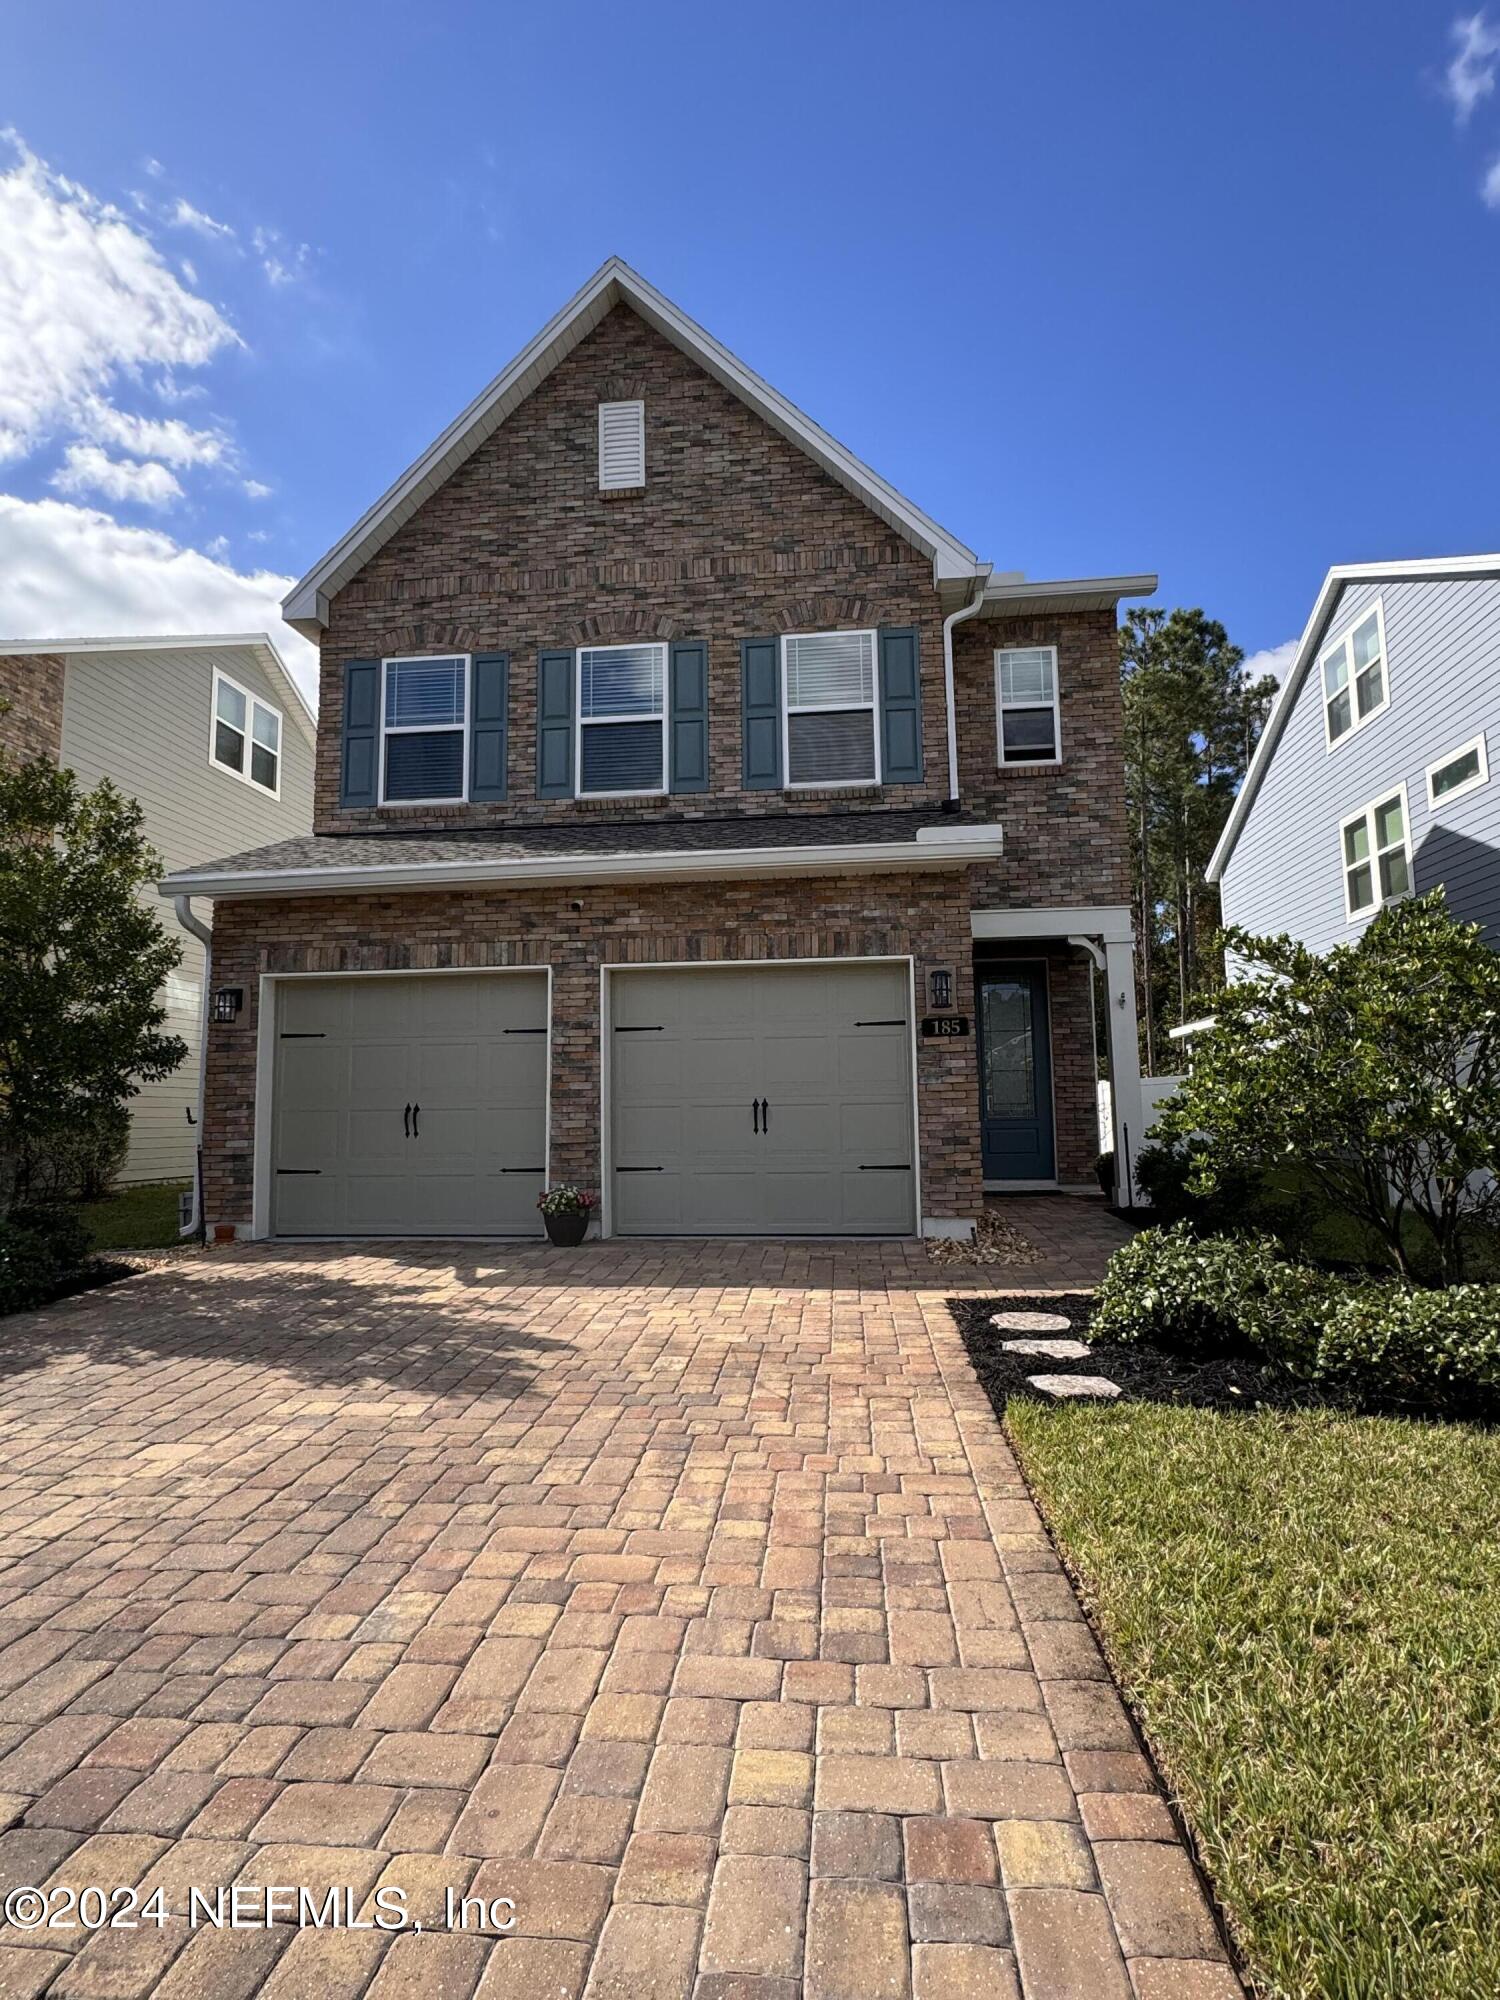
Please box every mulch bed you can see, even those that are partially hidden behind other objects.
[948,1292,1363,1416]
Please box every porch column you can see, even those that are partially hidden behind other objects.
[1103,934,1143,1205]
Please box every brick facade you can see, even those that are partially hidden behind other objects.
[202,874,983,1232]
[0,653,65,765]
[316,305,950,834]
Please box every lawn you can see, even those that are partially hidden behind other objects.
[81,1178,190,1251]
[1006,1398,1500,2000]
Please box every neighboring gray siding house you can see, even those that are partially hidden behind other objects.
[1208,554,1500,953]
[0,636,316,1185]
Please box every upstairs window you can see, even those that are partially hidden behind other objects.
[598,400,646,489]
[782,630,879,787]
[1427,732,1488,807]
[1342,786,1411,919]
[995,646,1061,765]
[210,668,281,797]
[381,655,468,804]
[1322,602,1388,747]
[577,643,667,796]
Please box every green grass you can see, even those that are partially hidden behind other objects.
[1006,1399,1500,2000]
[80,1179,190,1252]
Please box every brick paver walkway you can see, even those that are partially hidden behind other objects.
[0,1214,1237,1999]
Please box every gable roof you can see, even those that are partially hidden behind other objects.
[281,258,981,636]
[1206,551,1500,884]
[0,633,315,741]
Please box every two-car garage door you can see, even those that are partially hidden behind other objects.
[267,961,916,1238]
[608,963,916,1235]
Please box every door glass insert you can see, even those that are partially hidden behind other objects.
[981,979,1036,1119]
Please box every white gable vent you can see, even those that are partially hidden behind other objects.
[598,400,646,490]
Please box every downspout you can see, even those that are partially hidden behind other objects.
[173,896,212,1239]
[942,571,990,801]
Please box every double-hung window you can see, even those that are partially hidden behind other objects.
[381,655,468,804]
[995,647,1061,765]
[210,668,281,797]
[577,643,667,796]
[1341,786,1411,919]
[1322,603,1388,747]
[781,630,879,787]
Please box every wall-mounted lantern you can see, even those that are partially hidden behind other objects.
[928,967,955,1012]
[211,987,244,1024]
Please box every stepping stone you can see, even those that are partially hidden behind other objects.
[1026,1374,1122,1401]
[1001,1337,1093,1360]
[991,1309,1072,1334]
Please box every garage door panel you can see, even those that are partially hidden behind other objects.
[610,963,915,1237]
[272,973,547,1238]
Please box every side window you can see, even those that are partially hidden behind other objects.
[1341,786,1411,919]
[1427,733,1488,807]
[381,656,468,804]
[995,647,1061,766]
[210,668,281,797]
[1322,603,1388,748]
[781,630,879,787]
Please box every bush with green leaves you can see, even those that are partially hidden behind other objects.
[1317,1285,1500,1403]
[1091,1223,1332,1369]
[0,1206,91,1317]
[1154,892,1500,1285]
[1132,1138,1263,1234]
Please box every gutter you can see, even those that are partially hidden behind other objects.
[943,572,991,799]
[171,897,213,1239]
[158,824,1005,903]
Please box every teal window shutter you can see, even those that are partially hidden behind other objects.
[470,653,509,802]
[669,639,709,793]
[741,637,781,789]
[878,626,923,783]
[536,649,575,798]
[340,660,380,807]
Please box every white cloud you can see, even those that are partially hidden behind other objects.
[0,494,317,705]
[0,131,239,463]
[51,444,183,509]
[1445,13,1500,124]
[252,225,312,288]
[1242,638,1298,685]
[1483,156,1500,207]
[78,398,228,467]
[170,197,235,241]
[242,478,272,500]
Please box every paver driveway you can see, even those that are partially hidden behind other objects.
[0,1220,1237,1999]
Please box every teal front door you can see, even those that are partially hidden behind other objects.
[977,963,1055,1182]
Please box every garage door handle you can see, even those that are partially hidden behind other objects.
[760,1097,769,1132]
[403,1103,411,1138]
[412,1103,420,1138]
[752,1100,759,1134]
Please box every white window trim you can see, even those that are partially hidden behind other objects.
[1341,780,1412,923]
[575,643,668,799]
[378,654,471,808]
[994,645,1062,769]
[209,667,283,801]
[1322,597,1390,752]
[780,629,882,791]
[1426,731,1489,808]
[597,400,646,491]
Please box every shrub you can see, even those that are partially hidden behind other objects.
[0,1206,90,1317]
[1092,1223,1332,1369]
[1316,1286,1500,1402]
[1134,1139,1261,1234]
[3,1103,131,1207]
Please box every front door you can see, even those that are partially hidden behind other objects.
[977,962,1055,1182]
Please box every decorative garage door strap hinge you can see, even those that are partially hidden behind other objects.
[615,1165,664,1172]
[854,1018,907,1027]
[275,1168,321,1176]
[859,1163,912,1171]
[503,1027,546,1035]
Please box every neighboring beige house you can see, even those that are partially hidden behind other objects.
[0,636,315,1185]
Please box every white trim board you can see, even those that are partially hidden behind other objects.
[282,258,980,634]
[162,824,1006,902]
[250,963,553,1243]
[1207,552,1500,882]
[971,904,1133,945]
[598,954,923,1242]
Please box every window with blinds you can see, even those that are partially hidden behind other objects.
[598,401,646,490]
[381,656,468,803]
[995,646,1061,766]
[577,643,667,795]
[781,630,879,787]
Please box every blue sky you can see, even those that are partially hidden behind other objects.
[3,1,1498,699]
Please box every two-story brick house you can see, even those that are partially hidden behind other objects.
[161,260,1150,1241]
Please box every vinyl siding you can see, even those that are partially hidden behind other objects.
[1221,576,1500,954]
[59,647,315,1183]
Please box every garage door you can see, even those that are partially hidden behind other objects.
[609,962,916,1236]
[271,973,547,1237]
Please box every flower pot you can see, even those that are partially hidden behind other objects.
[543,1208,589,1247]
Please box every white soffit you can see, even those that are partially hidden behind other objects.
[282,258,980,635]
